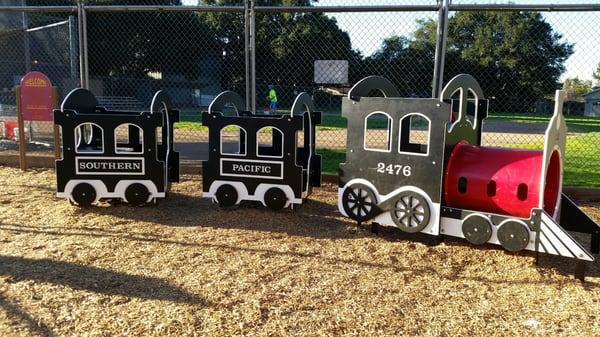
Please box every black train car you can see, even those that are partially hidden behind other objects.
[338,74,599,275]
[54,89,179,206]
[202,91,321,210]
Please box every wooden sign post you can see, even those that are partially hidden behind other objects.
[16,71,56,170]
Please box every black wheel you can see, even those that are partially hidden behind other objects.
[215,184,238,207]
[497,221,530,252]
[462,215,493,245]
[390,191,431,233]
[71,182,96,206]
[341,184,377,222]
[125,183,150,206]
[264,187,287,211]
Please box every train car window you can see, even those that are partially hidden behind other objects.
[257,127,284,158]
[517,183,528,201]
[399,113,430,155]
[115,124,144,154]
[487,180,497,197]
[156,127,163,146]
[364,111,392,152]
[220,125,246,156]
[458,177,468,194]
[74,122,103,154]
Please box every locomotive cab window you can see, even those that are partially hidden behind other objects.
[364,111,392,152]
[220,125,246,156]
[399,113,430,155]
[257,127,284,158]
[75,122,104,154]
[115,124,144,154]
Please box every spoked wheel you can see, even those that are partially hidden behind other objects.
[71,182,96,206]
[341,184,377,222]
[125,183,150,206]
[264,187,287,211]
[390,191,431,233]
[215,184,238,207]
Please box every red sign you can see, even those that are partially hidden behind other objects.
[19,71,53,121]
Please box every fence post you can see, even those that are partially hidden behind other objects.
[244,0,251,110]
[432,0,450,98]
[77,2,89,89]
[249,0,256,113]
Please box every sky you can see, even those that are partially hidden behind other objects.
[184,0,600,81]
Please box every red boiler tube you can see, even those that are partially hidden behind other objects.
[444,143,561,218]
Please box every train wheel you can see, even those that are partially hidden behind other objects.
[71,182,96,206]
[215,184,238,207]
[125,183,150,206]
[264,187,287,211]
[462,215,493,245]
[497,221,530,252]
[390,191,431,233]
[341,184,377,222]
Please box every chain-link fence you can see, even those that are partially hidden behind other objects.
[1,1,600,187]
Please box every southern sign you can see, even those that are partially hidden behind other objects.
[220,158,283,179]
[75,157,145,175]
[19,71,53,121]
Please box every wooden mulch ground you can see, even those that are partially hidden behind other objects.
[0,166,599,336]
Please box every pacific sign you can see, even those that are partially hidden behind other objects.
[220,158,283,179]
[75,157,145,175]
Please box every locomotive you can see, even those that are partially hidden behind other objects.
[338,74,596,265]
[201,91,321,210]
[54,88,179,206]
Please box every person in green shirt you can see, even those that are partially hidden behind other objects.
[267,84,277,114]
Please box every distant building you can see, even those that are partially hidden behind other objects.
[583,87,600,117]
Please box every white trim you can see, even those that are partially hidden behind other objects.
[114,123,144,154]
[256,126,284,158]
[74,122,104,154]
[467,88,479,130]
[58,179,161,204]
[75,156,145,176]
[220,124,247,156]
[398,112,431,157]
[219,158,284,180]
[338,178,440,235]
[203,180,302,207]
[363,111,392,152]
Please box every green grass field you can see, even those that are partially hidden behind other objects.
[317,133,600,187]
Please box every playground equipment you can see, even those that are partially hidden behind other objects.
[338,74,599,276]
[54,88,179,206]
[202,91,321,210]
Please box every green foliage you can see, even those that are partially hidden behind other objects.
[562,77,592,101]
[594,62,600,86]
[368,12,573,110]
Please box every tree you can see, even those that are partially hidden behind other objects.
[202,0,358,91]
[374,11,573,112]
[563,77,592,101]
[594,62,600,86]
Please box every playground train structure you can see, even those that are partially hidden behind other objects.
[53,74,600,279]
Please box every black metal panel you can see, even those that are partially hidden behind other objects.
[559,193,600,253]
[202,91,321,203]
[54,89,179,197]
[339,97,448,204]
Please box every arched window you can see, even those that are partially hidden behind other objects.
[399,113,430,155]
[257,127,284,158]
[115,123,144,154]
[75,122,103,153]
[221,125,246,156]
[364,111,392,152]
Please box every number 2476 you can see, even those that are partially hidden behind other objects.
[376,163,411,176]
